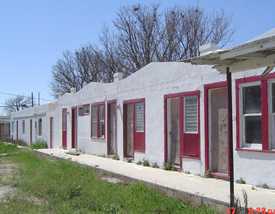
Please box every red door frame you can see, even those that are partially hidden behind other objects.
[30,119,32,145]
[123,98,145,157]
[49,117,53,149]
[107,100,117,155]
[62,108,67,149]
[204,81,229,179]
[71,107,77,149]
[164,91,200,168]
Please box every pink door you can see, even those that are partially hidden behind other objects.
[62,109,67,149]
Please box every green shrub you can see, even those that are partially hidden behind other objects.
[127,159,133,163]
[31,139,48,149]
[164,162,177,171]
[137,161,142,165]
[152,162,159,168]
[16,139,28,146]
[112,154,120,160]
[142,159,150,167]
[261,183,269,189]
[236,177,246,184]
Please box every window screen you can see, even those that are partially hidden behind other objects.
[99,105,105,138]
[78,104,90,116]
[135,102,145,132]
[91,106,98,137]
[242,85,261,145]
[243,85,261,114]
[244,115,261,144]
[184,96,198,133]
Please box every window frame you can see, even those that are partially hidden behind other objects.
[164,90,200,162]
[269,80,275,150]
[239,81,262,150]
[236,73,275,152]
[134,102,145,133]
[90,102,105,140]
[78,104,90,116]
[184,95,199,134]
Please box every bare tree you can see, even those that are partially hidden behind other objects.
[51,51,81,98]
[5,96,32,113]
[51,4,233,97]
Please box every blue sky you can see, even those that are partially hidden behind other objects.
[0,0,274,113]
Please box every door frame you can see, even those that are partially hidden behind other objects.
[30,119,32,145]
[16,120,18,142]
[123,98,145,158]
[71,107,77,149]
[49,117,53,148]
[204,81,229,179]
[164,91,200,168]
[107,100,117,155]
[62,108,67,149]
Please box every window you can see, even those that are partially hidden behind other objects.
[91,103,105,139]
[236,77,275,151]
[22,120,25,134]
[135,102,145,132]
[91,106,98,138]
[78,104,90,116]
[38,118,42,136]
[184,96,198,133]
[99,105,105,138]
[240,84,262,148]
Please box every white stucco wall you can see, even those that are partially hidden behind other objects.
[9,62,275,188]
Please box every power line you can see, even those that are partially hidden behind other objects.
[0,90,51,102]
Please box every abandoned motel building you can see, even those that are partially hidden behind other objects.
[9,28,275,189]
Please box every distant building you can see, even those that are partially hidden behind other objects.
[0,116,10,139]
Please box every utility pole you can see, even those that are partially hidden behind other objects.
[227,67,234,208]
[31,92,34,107]
[38,92,40,106]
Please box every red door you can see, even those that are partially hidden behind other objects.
[71,107,77,149]
[62,108,67,149]
[182,95,200,158]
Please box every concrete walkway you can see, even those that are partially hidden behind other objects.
[37,149,275,209]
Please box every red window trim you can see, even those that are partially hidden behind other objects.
[236,72,275,152]
[123,98,146,153]
[90,102,105,140]
[164,90,201,166]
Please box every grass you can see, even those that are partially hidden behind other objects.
[30,139,48,150]
[0,142,216,213]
